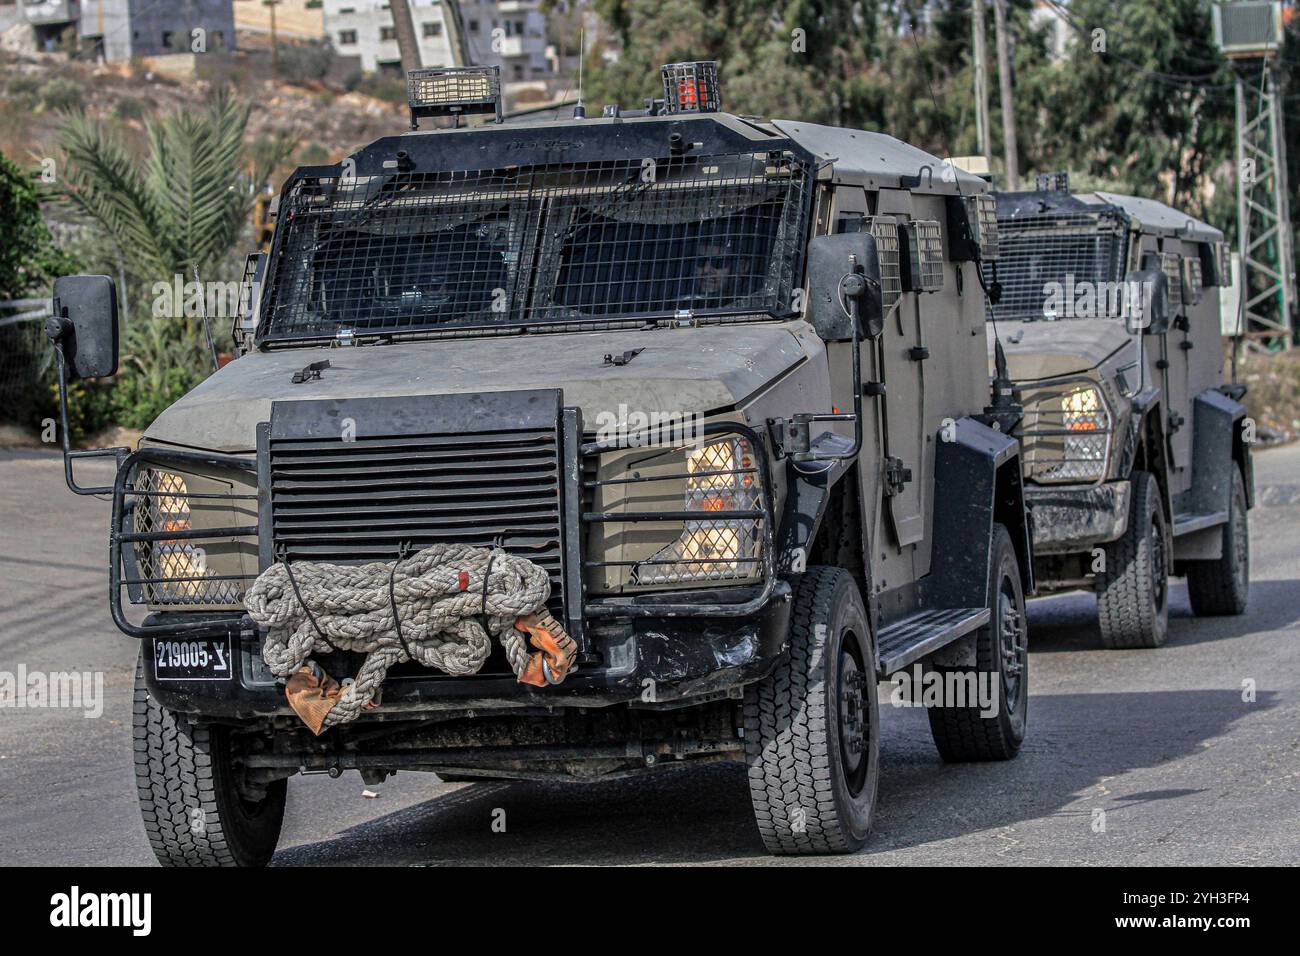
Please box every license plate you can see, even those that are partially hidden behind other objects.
[153,637,234,681]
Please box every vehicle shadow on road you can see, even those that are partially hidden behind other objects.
[1025,578,1300,653]
[273,573,1296,865]
[272,680,1277,865]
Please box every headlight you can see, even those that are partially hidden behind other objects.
[133,468,254,608]
[586,435,765,592]
[1023,384,1110,483]
[643,438,760,583]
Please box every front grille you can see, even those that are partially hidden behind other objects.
[265,391,567,630]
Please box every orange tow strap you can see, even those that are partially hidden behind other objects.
[514,610,578,687]
[284,613,575,731]
[284,663,380,736]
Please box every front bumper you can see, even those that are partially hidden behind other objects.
[114,414,789,718]
[1025,480,1130,554]
[142,595,791,718]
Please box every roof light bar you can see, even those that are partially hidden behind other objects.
[407,67,503,128]
[661,61,721,114]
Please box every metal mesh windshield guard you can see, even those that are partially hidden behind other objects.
[986,210,1128,322]
[258,150,812,341]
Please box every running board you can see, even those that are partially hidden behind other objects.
[1173,511,1228,536]
[875,607,990,677]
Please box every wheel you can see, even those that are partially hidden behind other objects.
[1097,471,1169,648]
[133,652,286,866]
[1186,466,1250,616]
[927,524,1028,761]
[743,566,879,855]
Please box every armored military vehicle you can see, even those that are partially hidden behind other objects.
[47,62,1032,864]
[986,175,1252,649]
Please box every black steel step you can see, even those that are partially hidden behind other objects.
[1173,511,1228,536]
[876,606,990,676]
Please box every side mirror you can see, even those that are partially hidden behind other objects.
[805,233,885,342]
[1123,268,1170,335]
[46,275,119,380]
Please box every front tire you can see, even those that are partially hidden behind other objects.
[1186,467,1250,616]
[1097,471,1169,648]
[133,653,286,867]
[743,566,879,854]
[927,524,1028,761]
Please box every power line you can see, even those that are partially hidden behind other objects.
[1038,0,1299,103]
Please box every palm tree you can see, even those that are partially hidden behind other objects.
[56,90,294,402]
[58,88,289,280]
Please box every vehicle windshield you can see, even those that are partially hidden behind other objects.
[986,209,1129,322]
[258,149,812,341]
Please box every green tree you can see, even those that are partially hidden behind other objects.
[0,151,75,299]
[1030,0,1235,224]
[0,151,80,428]
[584,0,884,126]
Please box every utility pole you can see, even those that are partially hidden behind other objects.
[389,0,424,74]
[442,0,471,68]
[1215,1,1294,349]
[972,0,992,162]
[264,0,279,80]
[993,0,1019,190]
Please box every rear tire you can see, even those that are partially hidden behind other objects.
[133,653,285,867]
[1097,471,1169,649]
[1186,467,1250,616]
[927,524,1028,762]
[743,566,879,855]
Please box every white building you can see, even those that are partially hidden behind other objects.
[324,0,549,82]
[1030,0,1071,63]
[0,0,236,62]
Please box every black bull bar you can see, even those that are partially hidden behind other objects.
[107,419,779,650]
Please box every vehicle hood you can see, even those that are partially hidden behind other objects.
[146,323,814,453]
[986,319,1135,382]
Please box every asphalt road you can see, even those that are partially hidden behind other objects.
[1,445,1297,866]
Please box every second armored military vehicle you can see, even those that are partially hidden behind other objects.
[986,175,1252,648]
[47,62,1032,863]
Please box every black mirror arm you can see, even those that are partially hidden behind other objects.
[789,270,866,463]
[51,347,130,496]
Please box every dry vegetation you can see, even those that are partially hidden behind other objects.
[1235,347,1300,445]
[0,44,407,187]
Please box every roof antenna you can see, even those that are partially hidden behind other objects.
[572,26,586,119]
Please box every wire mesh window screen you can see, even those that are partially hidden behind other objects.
[986,211,1128,321]
[1184,256,1203,305]
[1155,252,1183,312]
[869,217,903,311]
[258,151,812,340]
[906,219,944,293]
[973,195,999,261]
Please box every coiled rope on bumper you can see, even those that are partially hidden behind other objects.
[244,543,552,728]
